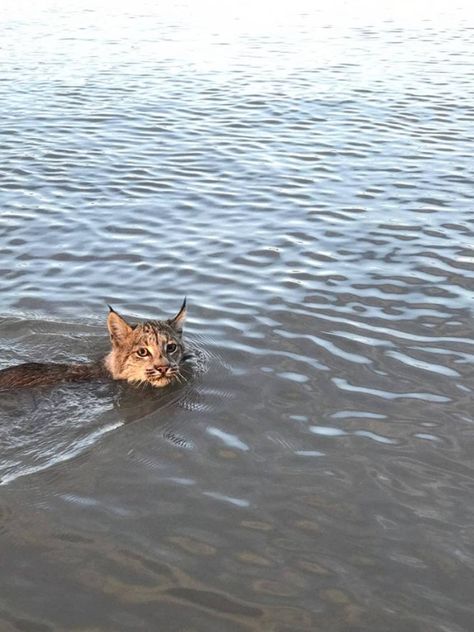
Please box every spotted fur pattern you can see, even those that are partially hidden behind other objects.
[105,301,187,388]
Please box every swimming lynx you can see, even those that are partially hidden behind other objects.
[0,299,189,389]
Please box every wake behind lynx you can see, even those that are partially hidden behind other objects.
[0,299,189,389]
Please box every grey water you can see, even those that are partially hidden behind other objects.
[1,1,473,630]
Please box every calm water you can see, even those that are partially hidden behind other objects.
[1,1,473,630]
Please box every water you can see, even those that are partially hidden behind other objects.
[1,1,473,629]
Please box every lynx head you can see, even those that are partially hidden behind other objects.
[104,299,187,388]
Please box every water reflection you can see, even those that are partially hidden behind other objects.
[1,1,474,630]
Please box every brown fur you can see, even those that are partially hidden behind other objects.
[0,300,188,390]
[0,362,107,388]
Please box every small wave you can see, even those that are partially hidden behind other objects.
[0,421,123,486]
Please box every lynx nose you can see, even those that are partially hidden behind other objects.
[154,364,169,375]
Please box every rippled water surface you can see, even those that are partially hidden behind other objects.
[1,1,473,630]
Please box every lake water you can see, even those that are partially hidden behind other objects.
[0,1,473,630]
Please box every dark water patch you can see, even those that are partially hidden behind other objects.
[166,587,262,618]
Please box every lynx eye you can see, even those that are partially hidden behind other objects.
[136,347,149,358]
[166,342,177,354]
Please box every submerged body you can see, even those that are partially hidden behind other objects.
[0,300,188,390]
[0,361,107,388]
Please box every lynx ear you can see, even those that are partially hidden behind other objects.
[168,297,187,333]
[107,306,133,344]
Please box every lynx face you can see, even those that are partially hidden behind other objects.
[105,300,187,388]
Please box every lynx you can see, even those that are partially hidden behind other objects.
[0,300,188,389]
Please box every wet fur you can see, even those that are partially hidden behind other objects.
[0,362,107,388]
[0,300,188,390]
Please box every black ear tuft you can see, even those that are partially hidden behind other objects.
[168,297,187,332]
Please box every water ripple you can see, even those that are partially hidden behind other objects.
[0,2,473,631]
